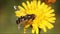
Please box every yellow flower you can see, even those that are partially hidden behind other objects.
[15,0,56,34]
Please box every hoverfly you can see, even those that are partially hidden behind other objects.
[16,14,35,30]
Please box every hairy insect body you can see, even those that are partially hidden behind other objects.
[16,14,35,29]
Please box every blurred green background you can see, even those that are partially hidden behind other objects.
[0,0,60,34]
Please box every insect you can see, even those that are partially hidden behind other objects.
[16,14,35,30]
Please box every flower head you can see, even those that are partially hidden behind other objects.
[15,0,56,34]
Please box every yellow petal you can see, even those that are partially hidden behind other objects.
[45,14,55,17]
[26,1,31,9]
[15,11,20,17]
[42,20,54,29]
[47,17,56,23]
[38,0,41,6]
[35,28,39,34]
[32,27,35,34]
[22,2,27,9]
[39,24,47,32]
[47,9,54,14]
[18,6,25,11]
